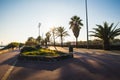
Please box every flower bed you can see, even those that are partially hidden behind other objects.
[18,54,73,61]
[18,47,73,61]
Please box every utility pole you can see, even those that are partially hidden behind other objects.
[85,0,89,49]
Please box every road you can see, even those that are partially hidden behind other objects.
[0,47,120,80]
[0,50,19,80]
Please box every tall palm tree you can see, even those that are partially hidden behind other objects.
[51,27,57,46]
[90,22,120,50]
[56,27,69,47]
[69,15,83,47]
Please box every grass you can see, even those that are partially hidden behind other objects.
[21,48,65,56]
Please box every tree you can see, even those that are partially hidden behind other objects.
[25,37,37,46]
[90,22,120,50]
[19,43,24,49]
[27,37,35,42]
[56,27,69,47]
[46,32,51,42]
[51,27,57,46]
[69,15,83,47]
[45,32,51,46]
[5,42,19,50]
[112,39,120,45]
[36,36,41,44]
[40,38,45,45]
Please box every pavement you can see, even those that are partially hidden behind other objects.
[0,50,19,80]
[0,47,120,80]
[0,49,10,55]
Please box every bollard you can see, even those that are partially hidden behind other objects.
[69,46,73,53]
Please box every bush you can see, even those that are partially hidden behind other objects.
[110,45,120,50]
[35,45,42,49]
[20,46,37,53]
[3,42,19,49]
[20,48,66,56]
[38,49,59,56]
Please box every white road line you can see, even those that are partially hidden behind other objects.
[1,60,17,80]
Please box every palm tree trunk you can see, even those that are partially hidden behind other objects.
[46,40,47,47]
[103,39,110,50]
[54,38,55,46]
[53,33,56,46]
[76,38,78,48]
[61,36,63,47]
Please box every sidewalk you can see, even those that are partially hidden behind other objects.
[74,48,120,55]
[0,49,9,55]
[48,46,69,53]
[49,46,120,55]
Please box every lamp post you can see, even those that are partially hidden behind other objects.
[85,0,89,49]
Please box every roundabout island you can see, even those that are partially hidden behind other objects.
[18,46,73,62]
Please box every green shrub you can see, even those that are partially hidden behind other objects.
[39,48,59,56]
[3,42,19,49]
[20,48,67,56]
[35,45,42,49]
[20,46,37,53]
[22,51,39,55]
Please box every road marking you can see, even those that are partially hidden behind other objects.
[1,60,17,80]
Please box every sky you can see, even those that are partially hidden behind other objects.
[0,0,120,45]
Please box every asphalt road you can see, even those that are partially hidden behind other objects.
[0,50,19,80]
[0,47,120,80]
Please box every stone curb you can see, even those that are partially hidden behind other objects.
[17,54,73,62]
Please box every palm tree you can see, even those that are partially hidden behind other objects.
[90,22,120,50]
[69,15,83,47]
[51,27,57,46]
[56,27,69,47]
[36,36,41,44]
[45,31,51,46]
[46,32,51,42]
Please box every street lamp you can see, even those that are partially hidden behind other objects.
[85,0,89,49]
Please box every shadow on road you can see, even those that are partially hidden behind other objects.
[0,50,19,66]
[7,51,120,80]
[1,48,120,80]
[0,50,19,80]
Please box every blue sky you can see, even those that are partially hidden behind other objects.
[0,0,120,45]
